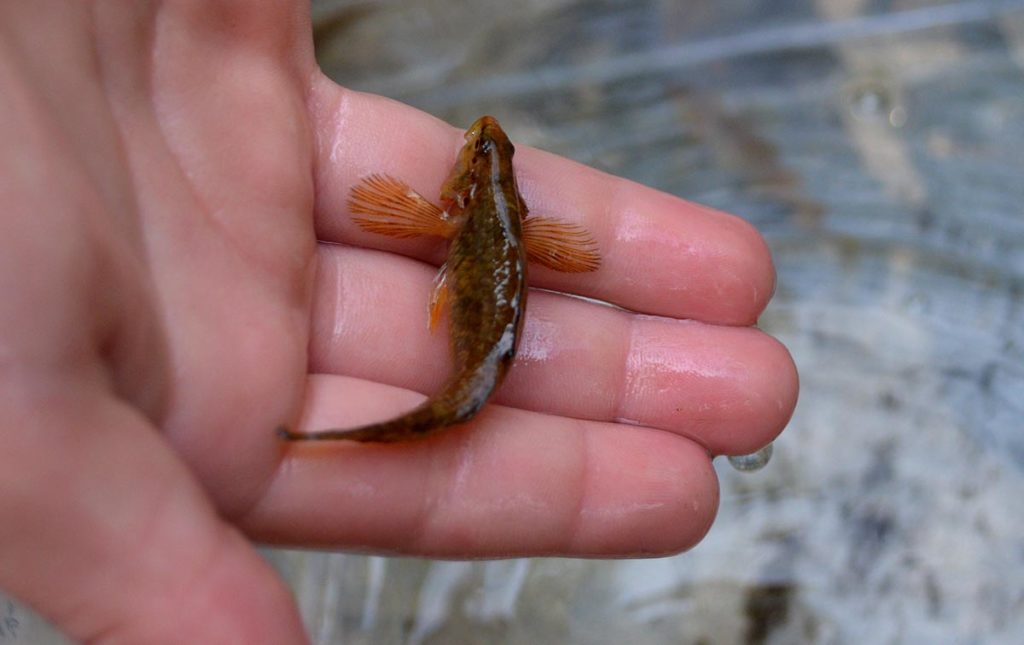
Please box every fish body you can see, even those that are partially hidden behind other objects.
[433,116,528,427]
[280,116,597,443]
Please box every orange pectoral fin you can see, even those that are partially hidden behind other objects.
[348,174,456,239]
[428,262,449,331]
[523,216,602,273]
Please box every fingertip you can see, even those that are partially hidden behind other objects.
[620,319,798,457]
[570,426,720,556]
[724,331,799,456]
[576,177,778,324]
[712,207,777,324]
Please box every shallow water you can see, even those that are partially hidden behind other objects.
[7,1,1023,643]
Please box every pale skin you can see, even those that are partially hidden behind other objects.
[0,1,798,644]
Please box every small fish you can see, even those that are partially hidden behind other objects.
[280,116,600,442]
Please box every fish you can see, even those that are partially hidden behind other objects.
[279,116,600,442]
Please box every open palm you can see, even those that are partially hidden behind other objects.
[0,2,797,643]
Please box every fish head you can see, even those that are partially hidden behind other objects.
[440,116,515,213]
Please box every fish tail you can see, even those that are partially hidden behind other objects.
[278,374,492,444]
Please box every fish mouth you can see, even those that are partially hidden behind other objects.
[466,115,501,140]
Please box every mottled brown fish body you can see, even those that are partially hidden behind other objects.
[432,117,528,426]
[279,116,599,443]
[288,117,528,442]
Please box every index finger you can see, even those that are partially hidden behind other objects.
[310,80,774,325]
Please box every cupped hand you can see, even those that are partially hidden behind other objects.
[0,2,797,643]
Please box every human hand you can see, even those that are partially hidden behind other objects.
[0,2,797,643]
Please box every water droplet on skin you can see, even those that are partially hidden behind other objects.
[728,443,774,472]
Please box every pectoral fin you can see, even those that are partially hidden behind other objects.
[348,174,456,239]
[523,216,601,273]
[428,262,449,331]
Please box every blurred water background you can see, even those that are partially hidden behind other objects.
[7,0,1023,643]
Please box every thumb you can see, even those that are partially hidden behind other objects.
[0,384,306,644]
